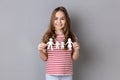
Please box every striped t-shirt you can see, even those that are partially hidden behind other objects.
[46,34,73,75]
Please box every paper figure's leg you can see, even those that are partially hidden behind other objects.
[55,45,58,49]
[50,46,53,50]
[47,46,50,49]
[68,47,72,50]
[61,46,64,49]
[56,46,59,49]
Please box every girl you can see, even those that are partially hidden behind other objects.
[38,6,80,80]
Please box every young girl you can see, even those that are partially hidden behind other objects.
[38,6,80,80]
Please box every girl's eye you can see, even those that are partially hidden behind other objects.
[54,17,58,20]
[61,17,65,20]
[54,17,65,20]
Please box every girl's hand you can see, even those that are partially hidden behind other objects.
[72,42,80,60]
[72,42,80,50]
[38,42,47,53]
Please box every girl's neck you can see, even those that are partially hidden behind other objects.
[55,30,64,35]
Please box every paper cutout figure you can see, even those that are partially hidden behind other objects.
[66,38,73,50]
[47,38,54,50]
[47,38,73,50]
[55,41,60,49]
[61,42,65,49]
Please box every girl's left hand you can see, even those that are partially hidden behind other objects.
[72,42,80,50]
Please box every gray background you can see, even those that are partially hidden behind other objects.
[0,0,120,80]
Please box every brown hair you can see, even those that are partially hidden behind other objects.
[42,6,76,44]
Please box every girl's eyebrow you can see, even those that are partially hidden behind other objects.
[62,16,65,18]
[54,16,65,19]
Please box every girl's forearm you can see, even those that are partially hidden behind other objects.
[39,50,48,61]
[72,49,80,60]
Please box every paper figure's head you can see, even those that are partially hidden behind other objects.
[61,42,64,43]
[49,38,53,41]
[68,38,72,42]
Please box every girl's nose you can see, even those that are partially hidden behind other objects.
[57,19,61,23]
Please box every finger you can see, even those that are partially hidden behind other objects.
[40,43,47,47]
[73,43,79,48]
[38,45,44,50]
[42,49,47,53]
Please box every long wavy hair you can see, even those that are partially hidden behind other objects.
[42,6,76,44]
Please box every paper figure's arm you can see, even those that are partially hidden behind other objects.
[65,42,68,45]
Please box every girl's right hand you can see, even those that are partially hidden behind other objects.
[38,42,47,53]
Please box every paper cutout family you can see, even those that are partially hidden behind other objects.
[47,38,73,50]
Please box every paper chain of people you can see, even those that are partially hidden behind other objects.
[47,38,73,51]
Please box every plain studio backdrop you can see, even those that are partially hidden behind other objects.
[0,0,120,80]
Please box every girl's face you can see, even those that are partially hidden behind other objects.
[54,11,66,32]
